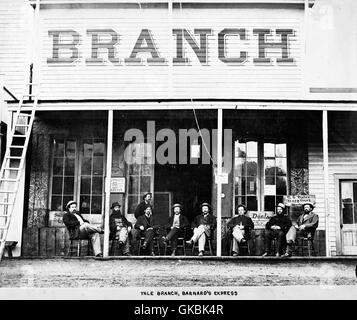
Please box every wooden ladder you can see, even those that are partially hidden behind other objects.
[0,83,38,261]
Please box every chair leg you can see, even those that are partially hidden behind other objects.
[208,240,213,256]
[77,241,81,257]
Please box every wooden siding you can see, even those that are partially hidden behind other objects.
[0,0,33,98]
[309,140,357,256]
[39,6,303,100]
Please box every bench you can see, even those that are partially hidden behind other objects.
[4,241,18,258]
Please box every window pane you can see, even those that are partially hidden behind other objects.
[92,177,103,194]
[264,159,275,176]
[276,176,287,195]
[234,158,245,177]
[264,196,275,211]
[93,156,104,175]
[83,141,93,157]
[91,196,102,214]
[247,197,258,211]
[235,196,246,207]
[141,164,152,176]
[140,176,151,194]
[264,143,275,157]
[354,183,357,203]
[65,140,76,157]
[246,141,257,157]
[93,142,105,156]
[234,177,243,196]
[65,158,75,176]
[52,177,63,194]
[54,139,64,157]
[53,158,64,176]
[276,158,287,176]
[81,157,92,175]
[129,163,140,175]
[80,196,90,214]
[51,196,62,211]
[235,142,246,158]
[246,159,257,176]
[341,182,353,201]
[129,176,139,194]
[265,176,275,185]
[128,195,139,214]
[63,177,74,195]
[342,203,353,224]
[246,176,257,195]
[81,177,91,195]
[276,144,287,157]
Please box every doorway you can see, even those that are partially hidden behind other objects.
[154,163,212,224]
[340,180,357,255]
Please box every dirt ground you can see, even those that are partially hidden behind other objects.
[1,258,357,288]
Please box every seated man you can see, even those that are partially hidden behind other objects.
[135,204,159,256]
[186,202,216,256]
[109,201,132,256]
[63,200,103,257]
[262,203,292,257]
[227,204,254,256]
[162,203,189,256]
[284,201,319,257]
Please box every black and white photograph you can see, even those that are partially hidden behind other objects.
[0,0,357,311]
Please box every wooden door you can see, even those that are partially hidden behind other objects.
[340,180,357,255]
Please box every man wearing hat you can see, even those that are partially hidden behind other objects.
[62,200,103,257]
[186,202,216,256]
[284,201,319,257]
[135,204,159,255]
[162,203,189,256]
[134,192,152,219]
[227,204,254,256]
[109,202,132,256]
[262,203,292,257]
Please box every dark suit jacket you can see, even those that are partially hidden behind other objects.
[265,214,292,233]
[227,215,255,240]
[63,211,89,239]
[109,211,132,237]
[166,214,189,230]
[192,213,217,230]
[296,212,319,230]
[135,214,159,231]
[134,201,152,219]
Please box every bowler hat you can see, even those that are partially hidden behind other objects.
[66,200,77,209]
[172,203,183,210]
[302,201,315,209]
[142,192,152,200]
[144,204,153,211]
[276,203,286,210]
[236,204,247,213]
[200,202,211,210]
[111,202,121,209]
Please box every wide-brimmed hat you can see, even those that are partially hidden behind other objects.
[111,202,121,209]
[144,204,153,211]
[235,204,247,213]
[200,202,211,210]
[301,201,315,209]
[276,203,286,210]
[172,203,183,210]
[142,192,152,199]
[66,200,77,209]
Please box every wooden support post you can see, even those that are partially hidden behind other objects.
[216,108,223,257]
[323,110,331,257]
[103,109,113,257]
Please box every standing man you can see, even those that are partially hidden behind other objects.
[262,203,292,257]
[109,202,132,256]
[135,204,159,256]
[162,203,189,256]
[186,202,216,256]
[63,200,103,257]
[227,204,254,256]
[284,201,319,257]
[131,192,153,253]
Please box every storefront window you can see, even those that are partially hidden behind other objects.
[50,138,105,214]
[50,139,76,211]
[126,142,154,215]
[234,140,287,212]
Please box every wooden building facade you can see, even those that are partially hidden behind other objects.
[2,0,357,257]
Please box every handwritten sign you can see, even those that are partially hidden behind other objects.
[283,195,316,207]
[110,177,126,193]
[48,211,64,227]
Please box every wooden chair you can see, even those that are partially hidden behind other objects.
[230,237,251,256]
[67,238,92,256]
[163,228,187,256]
[192,235,214,256]
[138,236,161,256]
[295,236,316,256]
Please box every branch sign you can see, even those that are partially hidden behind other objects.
[283,195,316,207]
